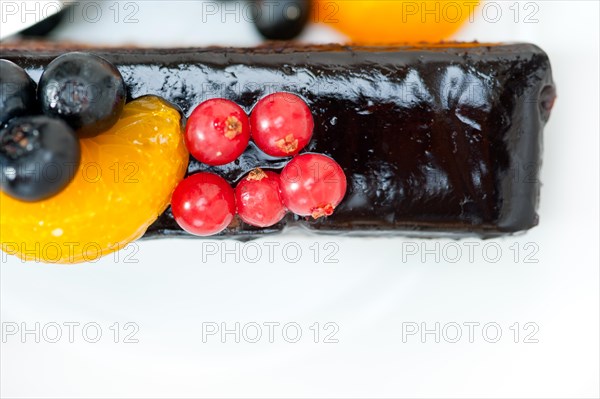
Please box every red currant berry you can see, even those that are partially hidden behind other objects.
[236,168,286,227]
[280,153,347,219]
[171,172,236,236]
[185,99,250,166]
[250,92,313,157]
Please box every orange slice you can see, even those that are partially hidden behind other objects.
[1,96,188,263]
[316,0,479,44]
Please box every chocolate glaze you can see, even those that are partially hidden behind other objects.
[1,42,555,238]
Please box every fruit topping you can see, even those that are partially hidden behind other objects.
[0,59,38,126]
[20,7,68,37]
[38,52,126,137]
[0,116,80,201]
[236,168,286,227]
[253,0,312,41]
[0,96,188,263]
[250,92,313,157]
[171,172,236,236]
[316,0,477,44]
[280,153,347,219]
[185,98,250,166]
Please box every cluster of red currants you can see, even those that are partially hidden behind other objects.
[170,92,347,237]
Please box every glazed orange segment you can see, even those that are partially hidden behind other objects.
[316,0,479,44]
[0,96,189,263]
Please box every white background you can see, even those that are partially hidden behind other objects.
[1,1,599,398]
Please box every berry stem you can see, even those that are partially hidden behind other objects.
[224,116,242,139]
[1,124,39,159]
[247,168,268,181]
[276,133,299,154]
[311,203,335,219]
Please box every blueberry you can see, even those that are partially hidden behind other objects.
[38,52,126,137]
[253,0,311,41]
[0,59,37,126]
[0,115,80,201]
[20,7,67,37]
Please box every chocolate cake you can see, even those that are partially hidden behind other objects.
[1,42,556,238]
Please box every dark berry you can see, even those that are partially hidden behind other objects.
[20,8,67,37]
[0,59,37,126]
[171,172,236,236]
[0,116,80,202]
[185,99,250,166]
[236,168,286,227]
[253,0,311,40]
[280,153,346,219]
[250,92,313,157]
[38,52,126,137]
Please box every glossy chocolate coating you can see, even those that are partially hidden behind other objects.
[1,42,555,238]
